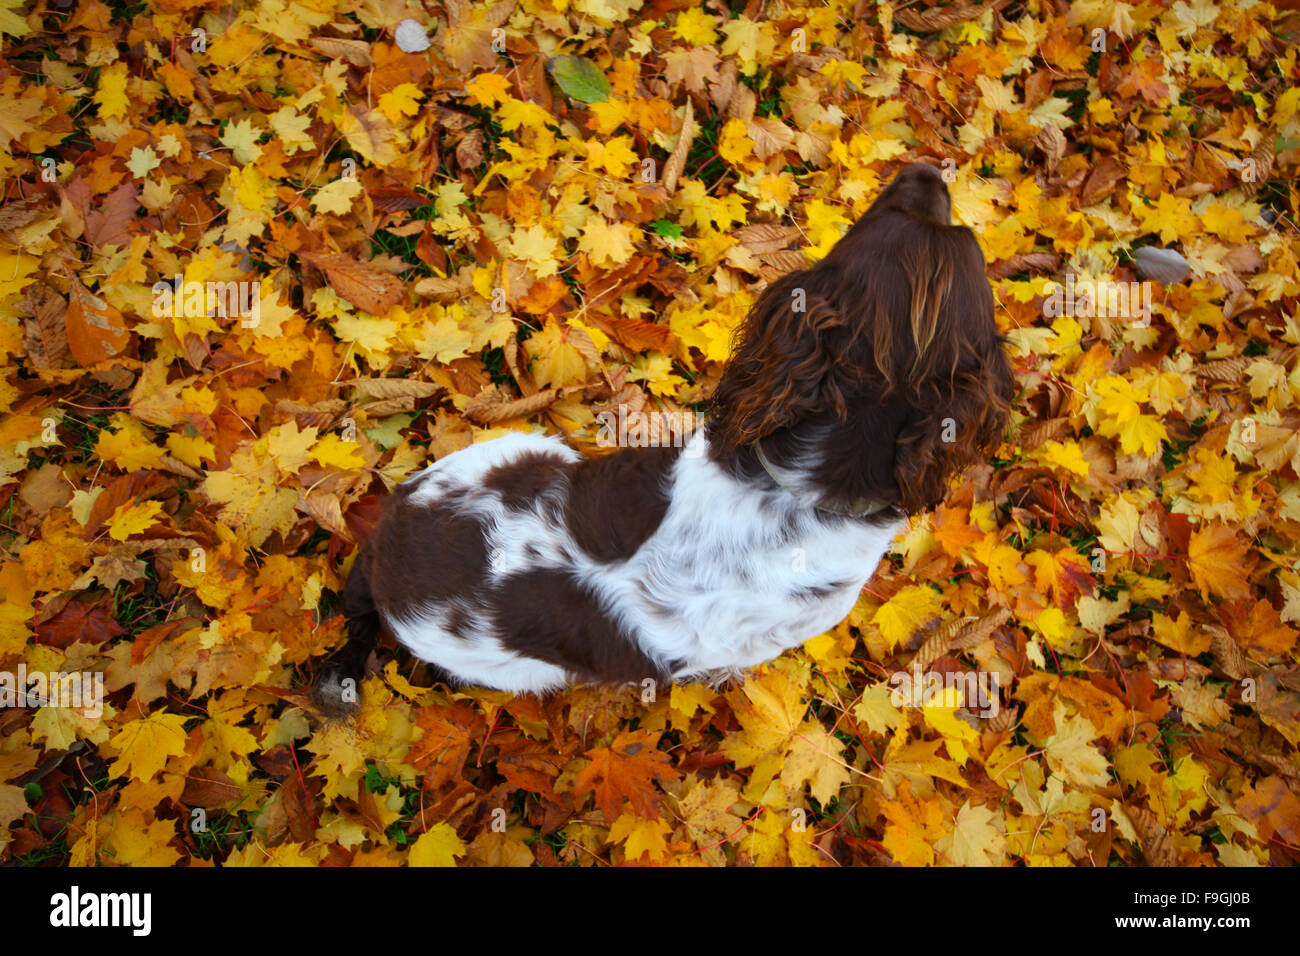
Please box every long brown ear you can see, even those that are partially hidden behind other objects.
[892,229,1014,512]
[707,269,857,454]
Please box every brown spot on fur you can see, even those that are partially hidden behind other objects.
[362,486,488,631]
[493,569,668,684]
[564,445,680,562]
[483,450,570,510]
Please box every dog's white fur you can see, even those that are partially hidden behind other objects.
[383,429,903,693]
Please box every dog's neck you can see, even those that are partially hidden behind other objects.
[752,443,890,517]
[700,417,902,522]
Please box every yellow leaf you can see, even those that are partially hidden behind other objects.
[311,432,366,470]
[526,321,590,388]
[1043,702,1110,789]
[312,177,362,215]
[105,809,182,866]
[466,72,512,108]
[673,7,718,45]
[873,585,942,650]
[1038,440,1090,477]
[853,685,905,735]
[0,0,32,37]
[781,721,850,805]
[1187,523,1254,600]
[922,687,980,766]
[202,447,300,547]
[409,823,466,866]
[108,712,190,781]
[95,421,168,473]
[126,146,160,179]
[220,117,264,164]
[166,432,215,468]
[935,801,1008,866]
[610,813,672,862]
[267,421,319,475]
[505,223,562,278]
[584,136,639,178]
[106,500,164,541]
[377,82,423,123]
[95,62,129,119]
[578,217,639,267]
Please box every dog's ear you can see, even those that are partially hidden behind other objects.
[891,229,1014,512]
[707,270,855,453]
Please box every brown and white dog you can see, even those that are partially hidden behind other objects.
[317,164,1014,702]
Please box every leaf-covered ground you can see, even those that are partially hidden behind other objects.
[2,0,1299,866]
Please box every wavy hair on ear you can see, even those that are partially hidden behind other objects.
[705,267,864,455]
[706,164,1015,516]
[886,225,1014,512]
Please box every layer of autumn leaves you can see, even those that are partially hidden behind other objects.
[1,0,1299,866]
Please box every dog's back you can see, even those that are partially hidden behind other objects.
[326,429,900,695]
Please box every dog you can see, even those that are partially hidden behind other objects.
[315,163,1014,705]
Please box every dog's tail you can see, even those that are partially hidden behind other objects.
[313,550,379,716]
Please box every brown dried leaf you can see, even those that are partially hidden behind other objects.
[306,36,373,67]
[894,0,1010,32]
[299,250,406,315]
[661,97,695,198]
[65,278,130,365]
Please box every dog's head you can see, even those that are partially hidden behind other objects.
[708,163,1015,514]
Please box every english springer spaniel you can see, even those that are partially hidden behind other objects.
[316,164,1014,704]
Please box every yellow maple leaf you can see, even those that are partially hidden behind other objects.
[94,62,128,119]
[166,432,215,468]
[584,136,639,178]
[311,432,366,470]
[781,720,850,805]
[106,500,164,541]
[880,784,946,865]
[627,353,683,397]
[312,177,362,215]
[526,321,589,388]
[0,0,32,37]
[935,801,1008,866]
[220,117,264,164]
[269,106,314,153]
[267,421,319,475]
[1187,523,1255,600]
[126,146,160,179]
[95,419,168,472]
[578,217,639,267]
[610,813,672,862]
[409,823,467,866]
[466,72,513,108]
[497,98,553,133]
[377,83,423,123]
[108,712,190,781]
[505,223,561,278]
[202,447,300,547]
[1038,440,1090,477]
[922,687,980,766]
[104,809,182,866]
[673,7,718,45]
[1042,702,1110,789]
[853,685,905,735]
[873,584,942,650]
